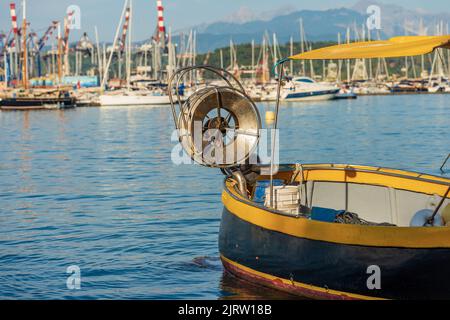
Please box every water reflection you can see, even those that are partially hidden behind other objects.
[219,272,302,300]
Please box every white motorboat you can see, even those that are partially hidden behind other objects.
[282,77,339,101]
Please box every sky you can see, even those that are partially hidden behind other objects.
[0,0,449,42]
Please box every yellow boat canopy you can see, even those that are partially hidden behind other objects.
[290,35,450,60]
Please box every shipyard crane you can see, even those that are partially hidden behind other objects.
[61,10,75,76]
[75,32,95,75]
[0,32,6,82]
[0,32,6,50]
[4,34,15,56]
[0,32,8,65]
[34,21,58,76]
[38,23,58,51]
[135,0,168,80]
[150,0,169,79]
[40,10,74,81]
[27,31,40,78]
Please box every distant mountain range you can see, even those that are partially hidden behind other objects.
[176,0,450,53]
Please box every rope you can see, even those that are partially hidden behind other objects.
[335,211,395,226]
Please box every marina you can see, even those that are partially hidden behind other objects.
[3,1,450,108]
[0,0,450,303]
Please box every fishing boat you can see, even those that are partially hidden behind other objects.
[168,36,450,300]
[220,164,450,300]
[0,90,76,110]
[282,77,339,101]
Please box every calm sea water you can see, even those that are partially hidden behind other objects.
[0,95,448,300]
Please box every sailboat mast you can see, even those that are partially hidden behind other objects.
[251,39,255,81]
[290,36,293,76]
[346,27,350,83]
[272,33,278,63]
[193,30,197,70]
[95,26,102,84]
[367,25,373,80]
[167,27,176,80]
[3,50,8,88]
[229,39,233,70]
[101,0,129,89]
[119,6,131,80]
[447,23,450,78]
[57,23,62,83]
[299,18,305,76]
[337,32,342,82]
[127,0,133,87]
[415,19,425,79]
[404,20,409,79]
[309,45,314,79]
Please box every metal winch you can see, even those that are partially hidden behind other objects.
[169,66,261,168]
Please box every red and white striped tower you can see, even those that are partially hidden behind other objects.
[10,3,19,35]
[9,3,19,49]
[156,0,166,48]
[9,2,21,79]
[120,7,131,51]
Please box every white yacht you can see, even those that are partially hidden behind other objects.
[99,89,180,106]
[282,77,339,101]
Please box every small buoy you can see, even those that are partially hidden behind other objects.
[410,209,444,227]
[265,111,276,123]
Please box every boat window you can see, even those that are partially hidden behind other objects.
[295,78,314,83]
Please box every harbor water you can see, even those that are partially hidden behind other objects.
[0,95,448,299]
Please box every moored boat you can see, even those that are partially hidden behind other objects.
[0,90,76,110]
[282,77,339,101]
[388,79,428,93]
[335,87,357,99]
[99,89,179,106]
[220,164,450,300]
[168,35,450,300]
[334,92,357,99]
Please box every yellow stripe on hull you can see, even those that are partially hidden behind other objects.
[223,164,450,248]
